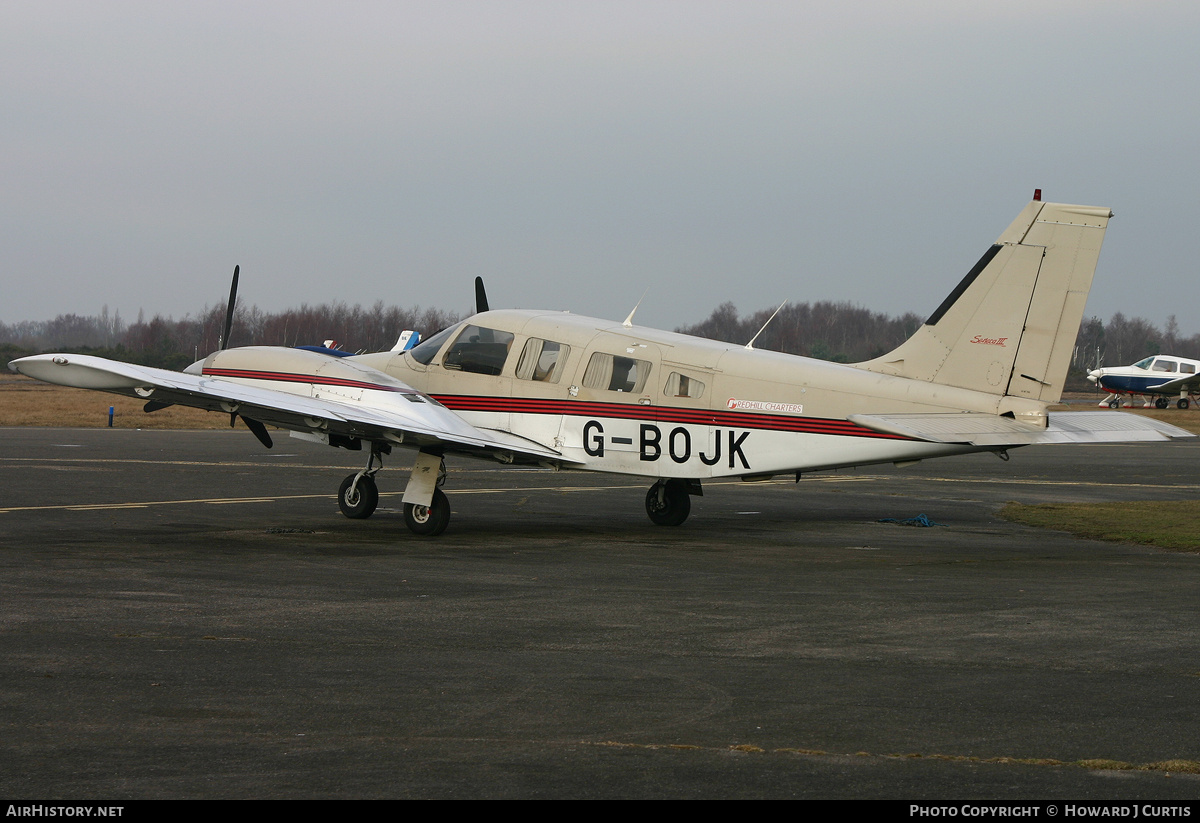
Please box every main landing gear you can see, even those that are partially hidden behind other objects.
[337,445,452,536]
[338,472,379,518]
[645,478,700,526]
[338,445,384,519]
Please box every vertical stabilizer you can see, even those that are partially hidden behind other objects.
[855,199,1111,403]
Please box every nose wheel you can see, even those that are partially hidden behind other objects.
[404,488,451,536]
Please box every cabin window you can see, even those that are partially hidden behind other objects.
[1152,359,1178,373]
[1182,363,1196,375]
[664,372,705,399]
[442,324,515,376]
[515,339,570,383]
[409,324,461,365]
[582,352,651,393]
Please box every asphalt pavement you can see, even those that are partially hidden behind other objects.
[2,427,1199,799]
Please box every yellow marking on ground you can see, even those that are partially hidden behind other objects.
[203,498,278,505]
[3,467,1193,515]
[0,493,329,514]
[587,740,1200,773]
[794,474,1200,491]
[0,484,645,514]
[4,457,1195,491]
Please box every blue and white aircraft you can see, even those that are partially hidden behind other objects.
[1088,356,1200,409]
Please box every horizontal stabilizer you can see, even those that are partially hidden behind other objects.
[848,411,1194,447]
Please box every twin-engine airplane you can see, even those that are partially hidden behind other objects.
[11,193,1193,536]
[1088,355,1200,409]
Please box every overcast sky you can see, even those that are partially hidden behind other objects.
[3,1,1198,335]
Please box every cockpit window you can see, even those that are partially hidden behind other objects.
[442,325,515,376]
[515,338,570,383]
[1133,356,1155,370]
[409,324,461,366]
[582,352,651,393]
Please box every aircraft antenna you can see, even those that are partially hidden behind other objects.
[745,300,788,350]
[219,265,240,350]
[622,287,651,328]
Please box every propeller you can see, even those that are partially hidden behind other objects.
[220,265,240,350]
[474,276,489,314]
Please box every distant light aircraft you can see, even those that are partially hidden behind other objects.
[1088,355,1200,409]
[11,193,1193,536]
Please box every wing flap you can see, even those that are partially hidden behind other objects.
[848,411,1194,446]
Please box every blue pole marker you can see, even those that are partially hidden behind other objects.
[108,406,114,427]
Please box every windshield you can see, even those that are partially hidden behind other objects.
[408,323,462,365]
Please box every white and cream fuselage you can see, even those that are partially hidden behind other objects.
[345,309,992,478]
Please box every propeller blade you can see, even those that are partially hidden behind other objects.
[474,276,489,314]
[220,265,240,350]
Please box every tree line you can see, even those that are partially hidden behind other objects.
[1,302,461,371]
[2,298,1195,379]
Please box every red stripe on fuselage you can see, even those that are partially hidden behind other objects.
[431,394,906,440]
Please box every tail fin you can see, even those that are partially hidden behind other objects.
[855,198,1112,403]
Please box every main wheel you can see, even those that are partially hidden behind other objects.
[338,473,378,519]
[404,488,451,536]
[1178,398,1191,410]
[1155,397,1169,409]
[1108,399,1120,409]
[645,480,691,526]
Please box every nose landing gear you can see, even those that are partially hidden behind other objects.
[404,488,451,536]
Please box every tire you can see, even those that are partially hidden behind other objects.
[1108,399,1120,409]
[338,473,378,519]
[1178,398,1190,410]
[404,488,451,536]
[1155,397,1169,409]
[645,479,691,526]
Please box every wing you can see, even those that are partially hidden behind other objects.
[9,352,562,463]
[848,410,1194,447]
[1144,374,1200,394]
